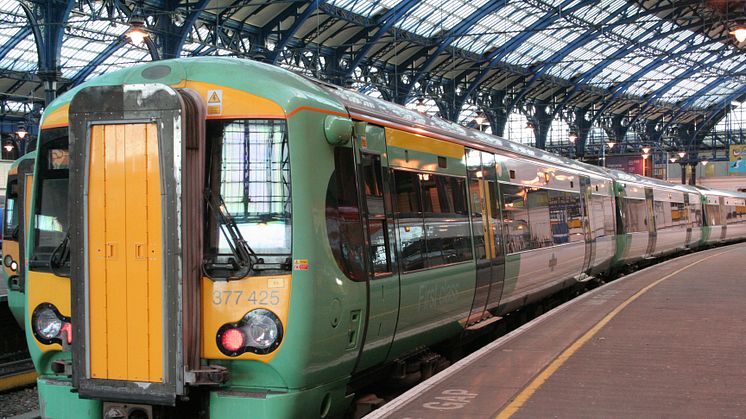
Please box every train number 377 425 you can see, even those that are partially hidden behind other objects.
[212,290,281,306]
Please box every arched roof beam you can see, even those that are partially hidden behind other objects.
[396,1,510,101]
[456,0,597,113]
[0,26,32,62]
[343,0,422,79]
[269,1,326,64]
[172,0,212,57]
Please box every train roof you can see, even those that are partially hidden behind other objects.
[313,81,612,179]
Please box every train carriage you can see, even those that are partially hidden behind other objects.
[15,56,746,419]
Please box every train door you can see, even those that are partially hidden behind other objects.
[683,194,692,246]
[465,150,505,328]
[352,123,400,372]
[578,176,595,276]
[68,84,205,403]
[644,187,657,257]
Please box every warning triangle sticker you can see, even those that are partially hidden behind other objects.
[208,91,221,103]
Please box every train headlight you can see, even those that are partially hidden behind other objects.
[31,303,72,345]
[216,309,283,356]
[244,310,280,350]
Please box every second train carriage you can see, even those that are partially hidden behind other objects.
[12,56,746,418]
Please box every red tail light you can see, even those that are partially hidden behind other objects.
[61,322,73,345]
[220,328,245,353]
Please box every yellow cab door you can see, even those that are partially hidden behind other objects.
[87,123,164,383]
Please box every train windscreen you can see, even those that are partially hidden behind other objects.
[30,127,69,270]
[205,119,291,273]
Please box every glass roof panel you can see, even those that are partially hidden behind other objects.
[452,3,543,54]
[691,80,742,109]
[327,0,402,19]
[396,0,489,37]
[503,25,583,67]
[0,34,37,73]
[0,0,37,73]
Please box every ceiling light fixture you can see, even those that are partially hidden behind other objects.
[127,15,148,45]
[732,27,746,43]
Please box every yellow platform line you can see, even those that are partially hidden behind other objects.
[496,248,734,419]
[0,370,37,392]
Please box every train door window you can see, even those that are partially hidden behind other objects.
[590,195,610,239]
[394,170,425,272]
[602,196,616,236]
[360,153,391,276]
[623,198,647,233]
[3,176,19,240]
[705,204,722,226]
[689,197,703,228]
[526,188,552,248]
[325,147,366,281]
[488,182,502,257]
[466,149,486,261]
[501,184,530,253]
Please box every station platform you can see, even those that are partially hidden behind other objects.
[369,243,746,418]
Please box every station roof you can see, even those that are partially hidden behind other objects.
[1,0,745,130]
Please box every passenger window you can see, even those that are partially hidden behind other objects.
[423,175,471,267]
[526,188,552,248]
[394,170,425,272]
[394,170,471,272]
[548,190,584,244]
[501,184,530,253]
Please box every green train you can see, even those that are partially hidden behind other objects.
[6,56,746,418]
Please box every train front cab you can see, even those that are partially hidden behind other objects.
[27,70,364,418]
[3,152,35,327]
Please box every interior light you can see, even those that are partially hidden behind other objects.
[732,28,746,43]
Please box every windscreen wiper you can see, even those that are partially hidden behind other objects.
[204,190,258,279]
[50,232,71,278]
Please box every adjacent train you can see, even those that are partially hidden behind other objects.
[6,56,746,419]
